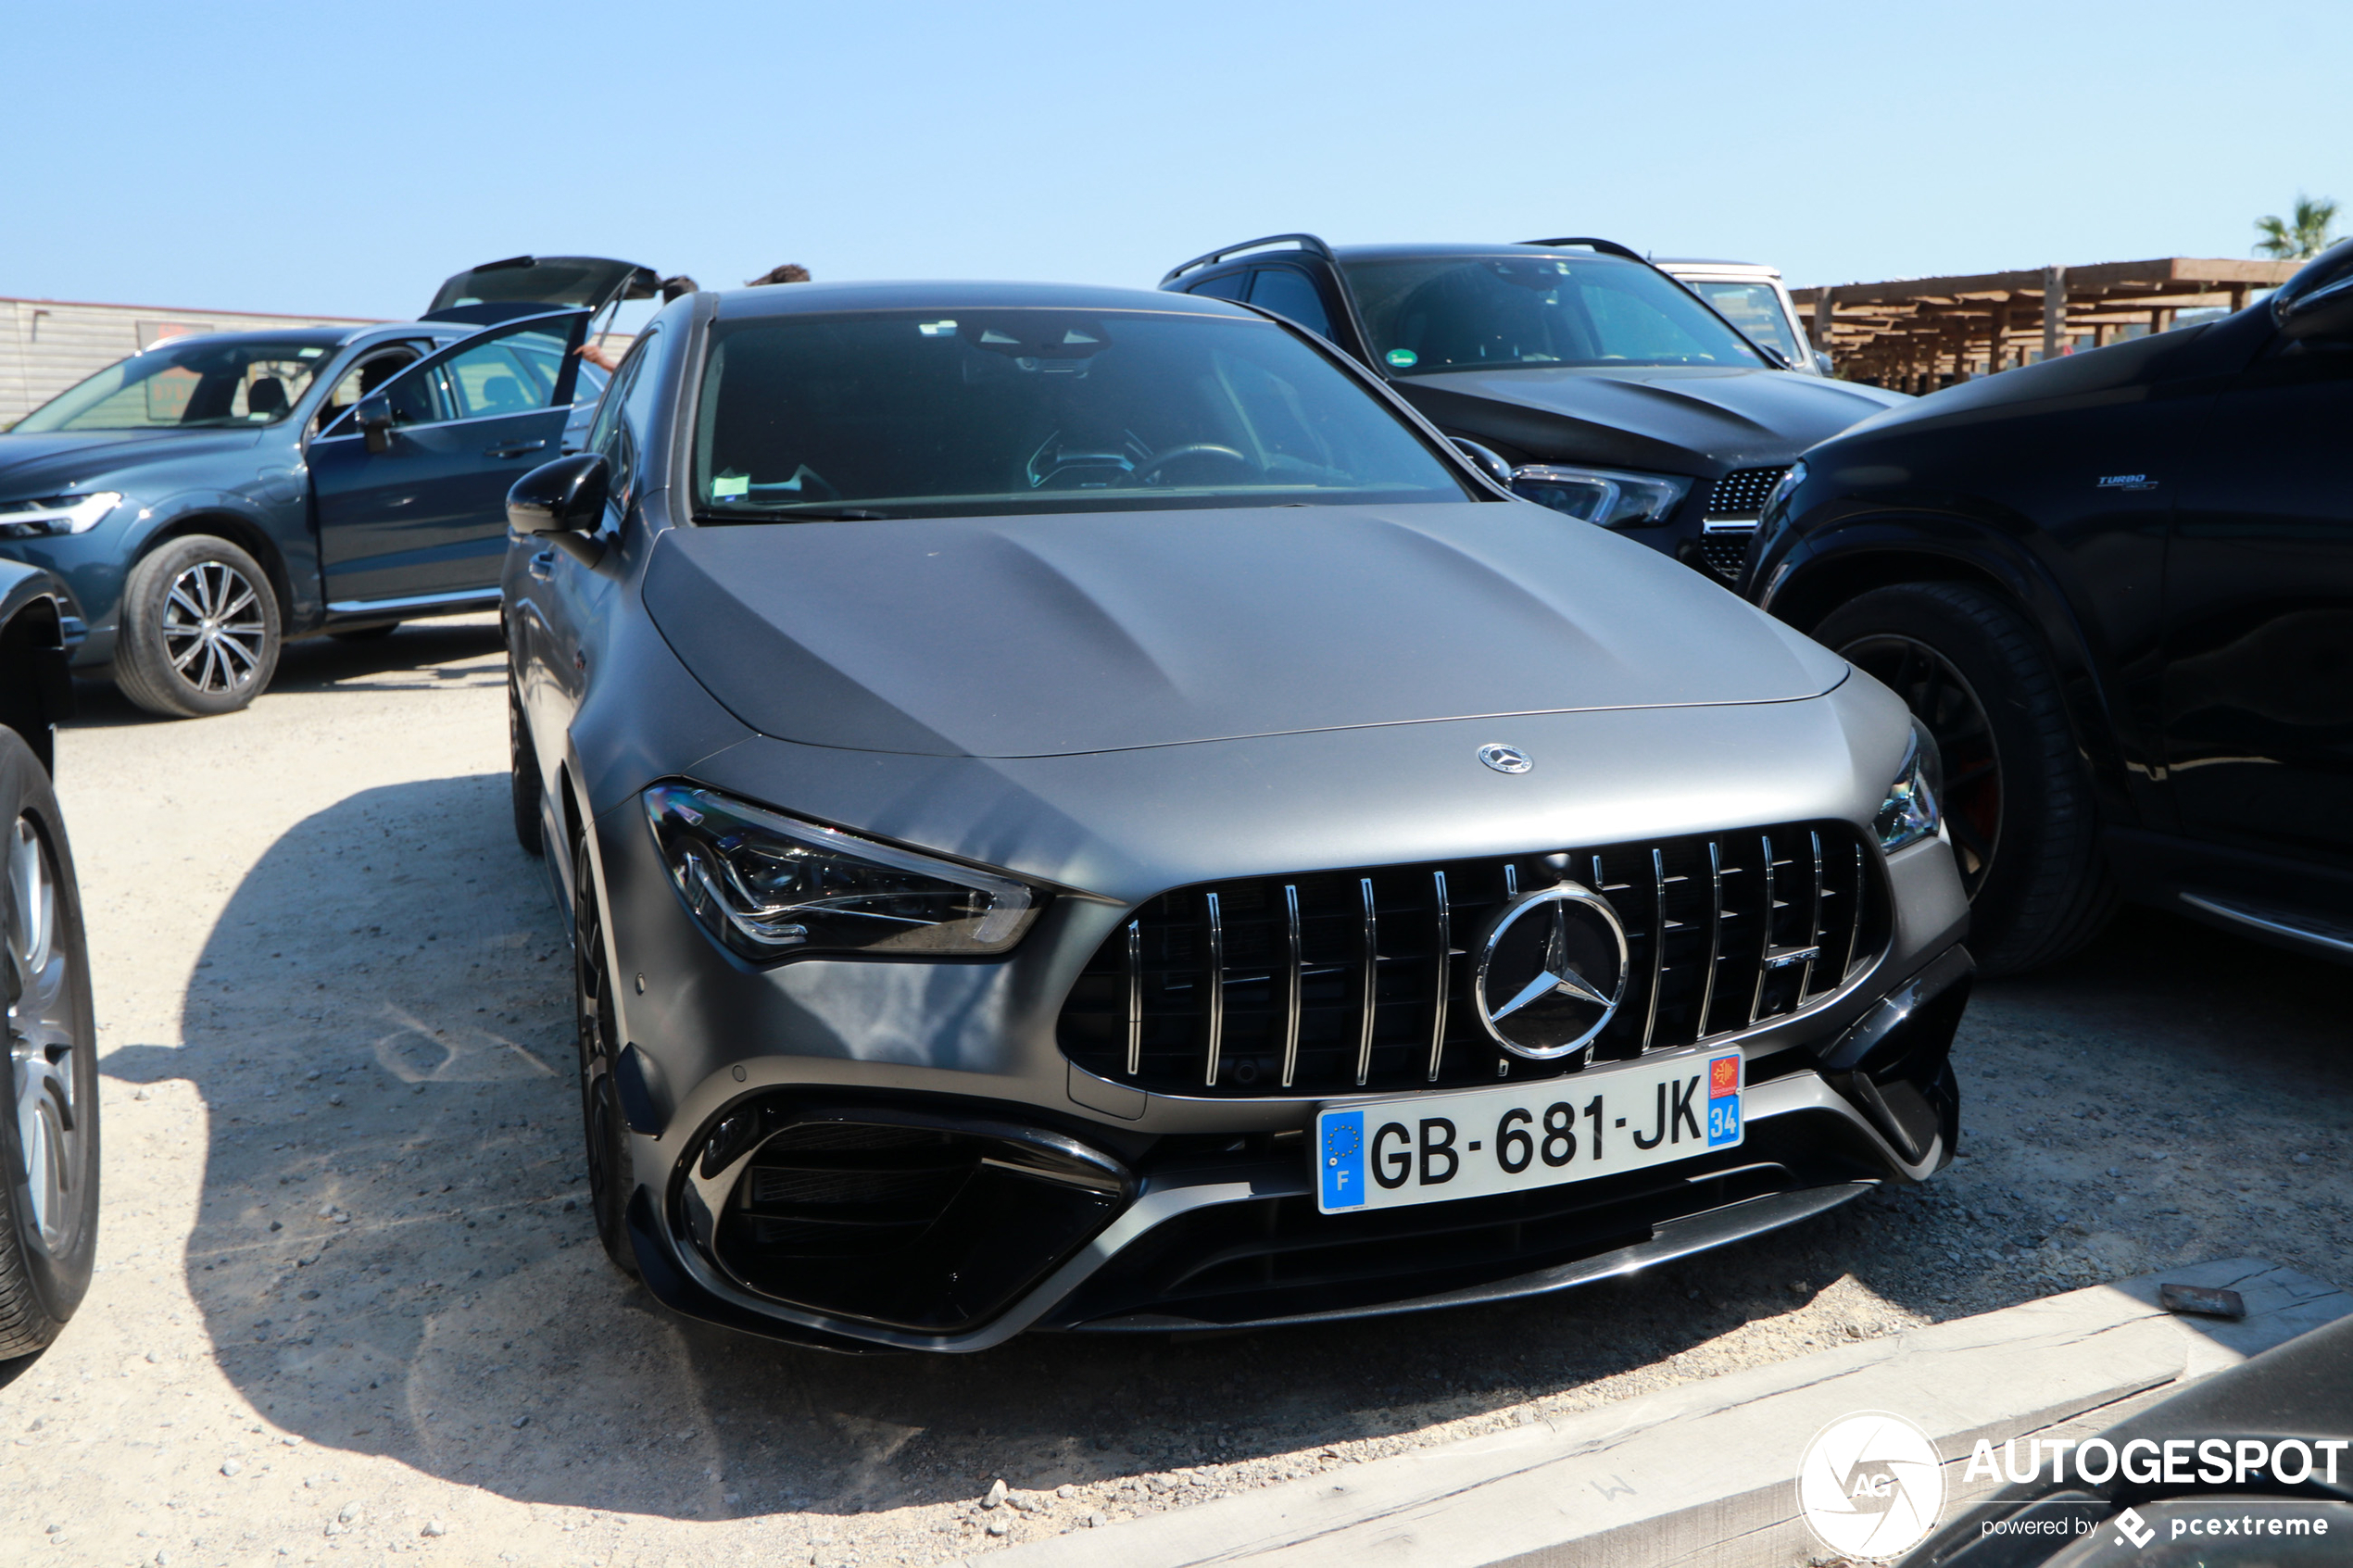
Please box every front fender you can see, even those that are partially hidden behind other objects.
[1755,499,2151,823]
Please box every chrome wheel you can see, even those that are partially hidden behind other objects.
[160,559,267,695]
[1842,633,2002,899]
[6,814,82,1252]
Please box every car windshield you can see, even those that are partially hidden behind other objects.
[14,334,344,433]
[1679,280,1802,362]
[1342,255,1766,373]
[691,308,1471,521]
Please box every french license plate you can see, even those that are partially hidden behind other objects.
[1314,1048,1743,1214]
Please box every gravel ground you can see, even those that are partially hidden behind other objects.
[3,615,2346,1567]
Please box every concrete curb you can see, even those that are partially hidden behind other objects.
[973,1258,2347,1568]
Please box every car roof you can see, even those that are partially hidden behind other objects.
[713,279,1256,320]
[1321,242,1647,265]
[1655,258,1781,276]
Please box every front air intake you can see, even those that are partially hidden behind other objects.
[1056,822,1888,1099]
[693,1108,1128,1333]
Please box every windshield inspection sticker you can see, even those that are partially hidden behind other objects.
[711,474,750,498]
[1385,348,1418,368]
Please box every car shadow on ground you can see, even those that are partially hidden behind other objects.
[96,769,2353,1524]
[65,616,507,729]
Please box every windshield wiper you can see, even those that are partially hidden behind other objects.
[693,508,891,523]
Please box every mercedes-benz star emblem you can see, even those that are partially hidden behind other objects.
[1474,883,1629,1060]
[1477,743,1532,774]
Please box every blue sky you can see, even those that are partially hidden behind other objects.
[7,0,2347,329]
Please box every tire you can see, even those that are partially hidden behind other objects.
[1816,582,2116,974]
[508,675,544,858]
[113,535,282,718]
[329,621,400,643]
[572,833,637,1276]
[0,729,100,1359]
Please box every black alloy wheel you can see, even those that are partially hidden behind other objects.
[1815,581,2115,974]
[0,729,100,1357]
[1839,634,2002,899]
[572,833,637,1275]
[113,534,283,719]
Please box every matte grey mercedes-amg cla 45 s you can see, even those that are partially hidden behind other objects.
[501,280,1971,1352]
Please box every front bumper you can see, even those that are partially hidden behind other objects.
[623,989,1965,1353]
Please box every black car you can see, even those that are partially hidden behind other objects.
[0,560,99,1358]
[0,256,656,717]
[1743,238,2353,974]
[1158,234,1906,582]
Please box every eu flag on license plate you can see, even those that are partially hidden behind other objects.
[1320,1110,1366,1210]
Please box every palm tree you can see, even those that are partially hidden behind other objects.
[2254,194,2340,260]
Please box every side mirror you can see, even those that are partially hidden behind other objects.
[1814,350,1835,376]
[2278,276,2353,341]
[508,453,610,535]
[355,394,395,455]
[1449,437,1516,489]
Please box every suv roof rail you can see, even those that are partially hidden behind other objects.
[1518,236,1647,263]
[1161,233,1337,286]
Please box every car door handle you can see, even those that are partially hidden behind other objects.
[486,439,547,458]
[528,550,556,581]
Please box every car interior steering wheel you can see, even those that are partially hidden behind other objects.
[1132,444,1255,484]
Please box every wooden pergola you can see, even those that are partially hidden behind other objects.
[1792,258,2299,392]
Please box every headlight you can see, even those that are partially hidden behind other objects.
[1874,720,1944,851]
[643,783,1041,962]
[1760,460,1806,524]
[0,492,123,539]
[1508,465,1692,528]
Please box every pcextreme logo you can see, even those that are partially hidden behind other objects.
[1795,1411,1945,1560]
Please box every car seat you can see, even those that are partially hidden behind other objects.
[245,376,288,419]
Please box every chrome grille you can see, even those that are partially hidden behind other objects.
[1057,822,1887,1098]
[1705,466,1791,519]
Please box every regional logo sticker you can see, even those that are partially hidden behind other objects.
[1319,1110,1365,1210]
[1795,1410,1944,1561]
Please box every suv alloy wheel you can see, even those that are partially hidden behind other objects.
[1815,582,2115,972]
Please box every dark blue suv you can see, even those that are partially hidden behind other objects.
[0,257,655,717]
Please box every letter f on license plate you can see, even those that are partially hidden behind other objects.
[1321,1110,1366,1210]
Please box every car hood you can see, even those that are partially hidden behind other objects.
[641,500,1848,759]
[1404,364,1907,470]
[0,428,265,495]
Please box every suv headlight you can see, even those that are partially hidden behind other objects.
[1760,460,1806,525]
[1509,465,1692,528]
[1874,720,1944,851]
[0,492,123,539]
[643,783,1041,961]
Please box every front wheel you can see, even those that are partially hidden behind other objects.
[113,535,282,718]
[0,729,100,1357]
[573,834,636,1276]
[1815,581,2115,974]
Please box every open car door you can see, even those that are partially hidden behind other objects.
[307,310,589,614]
